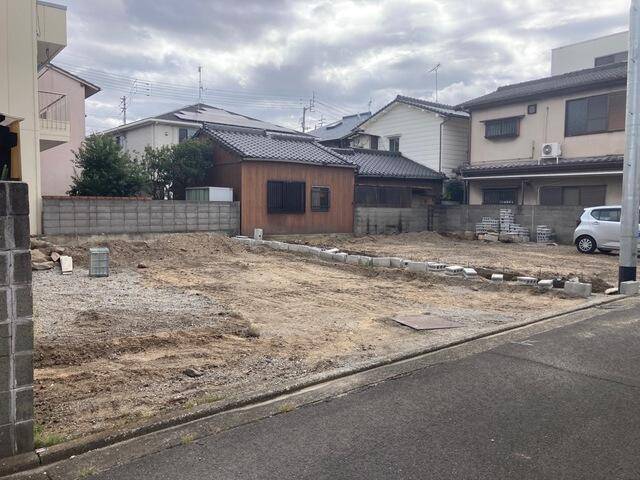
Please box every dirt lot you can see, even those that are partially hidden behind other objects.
[279,232,619,292]
[33,233,588,442]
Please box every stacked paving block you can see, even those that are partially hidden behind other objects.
[0,182,34,458]
[536,225,554,243]
[475,217,499,235]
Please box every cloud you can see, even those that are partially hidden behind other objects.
[52,0,629,131]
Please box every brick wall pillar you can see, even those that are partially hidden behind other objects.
[0,182,33,458]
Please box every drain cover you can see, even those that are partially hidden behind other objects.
[392,315,461,330]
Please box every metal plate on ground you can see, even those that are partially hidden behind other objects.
[392,315,461,330]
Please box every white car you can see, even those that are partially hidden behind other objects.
[574,205,630,254]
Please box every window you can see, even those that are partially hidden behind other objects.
[565,91,626,136]
[311,186,330,212]
[179,127,198,143]
[527,104,537,115]
[591,208,620,222]
[484,117,521,139]
[267,181,306,214]
[115,135,125,148]
[388,136,400,152]
[539,185,606,206]
[370,136,379,150]
[482,188,518,205]
[355,186,412,207]
[595,51,628,67]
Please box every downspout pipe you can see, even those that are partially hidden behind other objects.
[438,115,453,174]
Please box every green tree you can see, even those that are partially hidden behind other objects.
[68,134,149,196]
[142,138,212,200]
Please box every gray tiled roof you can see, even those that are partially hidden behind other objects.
[333,148,444,179]
[308,112,371,141]
[461,62,627,110]
[202,124,355,167]
[460,155,623,177]
[395,95,469,118]
[157,103,298,133]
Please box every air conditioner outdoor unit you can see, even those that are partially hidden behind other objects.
[540,142,561,159]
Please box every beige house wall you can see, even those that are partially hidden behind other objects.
[469,86,626,167]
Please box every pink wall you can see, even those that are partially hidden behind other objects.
[38,68,89,196]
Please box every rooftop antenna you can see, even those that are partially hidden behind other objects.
[198,66,204,107]
[428,63,441,102]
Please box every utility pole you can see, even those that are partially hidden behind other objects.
[301,93,315,132]
[620,0,640,287]
[428,63,441,103]
[119,96,127,124]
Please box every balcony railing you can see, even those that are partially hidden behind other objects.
[39,91,69,130]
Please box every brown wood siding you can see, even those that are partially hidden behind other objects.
[205,143,243,201]
[356,177,442,192]
[240,161,355,235]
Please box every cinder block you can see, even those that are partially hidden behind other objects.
[491,273,504,283]
[14,352,33,387]
[332,252,347,262]
[15,388,33,422]
[0,424,12,458]
[0,356,9,390]
[372,257,391,268]
[463,268,478,278]
[0,183,6,217]
[0,254,8,287]
[13,286,32,318]
[12,252,32,285]
[0,217,13,251]
[254,228,263,240]
[346,255,361,265]
[517,276,538,286]
[358,256,372,267]
[620,281,640,296]
[14,419,33,454]
[319,251,334,261]
[406,261,427,273]
[8,183,29,216]
[0,324,9,357]
[538,279,554,291]
[427,262,446,271]
[14,322,33,353]
[0,391,9,424]
[445,265,463,275]
[563,281,592,298]
[389,257,404,268]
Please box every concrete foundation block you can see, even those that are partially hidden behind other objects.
[538,279,554,291]
[406,261,427,273]
[491,273,504,283]
[332,252,347,263]
[427,262,446,271]
[253,228,263,240]
[517,276,538,286]
[358,256,372,267]
[445,265,463,276]
[371,257,391,268]
[563,281,592,298]
[389,257,404,268]
[319,251,334,261]
[463,268,478,278]
[346,255,360,265]
[620,281,640,296]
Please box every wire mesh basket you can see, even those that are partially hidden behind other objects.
[89,247,110,277]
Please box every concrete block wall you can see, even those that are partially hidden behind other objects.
[434,205,586,244]
[354,207,432,235]
[42,197,240,236]
[0,182,34,458]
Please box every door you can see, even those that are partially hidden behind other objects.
[592,208,621,248]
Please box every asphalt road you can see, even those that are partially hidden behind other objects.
[92,301,640,480]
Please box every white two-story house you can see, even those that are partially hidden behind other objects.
[348,95,470,178]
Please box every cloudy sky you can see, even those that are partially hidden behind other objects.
[51,0,630,133]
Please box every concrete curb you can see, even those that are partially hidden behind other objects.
[0,294,628,478]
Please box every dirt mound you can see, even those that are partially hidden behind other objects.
[65,233,243,269]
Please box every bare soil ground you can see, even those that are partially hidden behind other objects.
[33,233,587,441]
[278,232,619,292]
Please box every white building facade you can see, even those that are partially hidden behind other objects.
[551,31,628,76]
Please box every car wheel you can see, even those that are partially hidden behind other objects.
[576,235,597,254]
